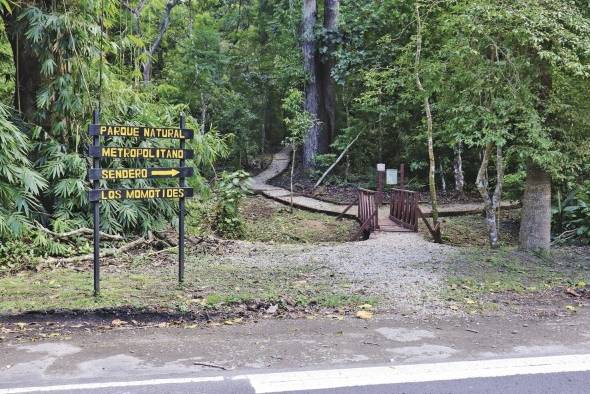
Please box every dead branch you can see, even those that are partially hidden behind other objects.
[313,131,362,190]
[36,224,124,241]
[145,246,178,256]
[192,362,228,370]
[44,236,150,264]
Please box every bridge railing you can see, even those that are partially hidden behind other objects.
[390,188,419,231]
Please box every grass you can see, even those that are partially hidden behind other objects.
[0,253,375,315]
[443,247,590,313]
[239,196,359,244]
[427,210,521,247]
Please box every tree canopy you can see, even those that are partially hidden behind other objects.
[1,0,589,252]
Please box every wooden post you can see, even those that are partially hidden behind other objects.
[376,163,385,206]
[399,163,405,190]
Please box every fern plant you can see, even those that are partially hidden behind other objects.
[0,103,46,238]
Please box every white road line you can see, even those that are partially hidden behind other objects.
[0,377,224,394]
[236,354,590,393]
[2,354,590,393]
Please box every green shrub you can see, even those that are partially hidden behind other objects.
[189,171,250,239]
[0,239,37,274]
[553,182,590,244]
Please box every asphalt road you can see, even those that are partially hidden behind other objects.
[2,355,590,394]
[2,372,589,393]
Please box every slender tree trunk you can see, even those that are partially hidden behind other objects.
[439,162,446,193]
[493,145,504,240]
[453,142,465,193]
[142,0,181,86]
[200,92,207,135]
[319,0,339,151]
[302,0,321,169]
[476,144,504,248]
[290,146,296,213]
[519,162,552,251]
[2,8,43,123]
[414,3,439,223]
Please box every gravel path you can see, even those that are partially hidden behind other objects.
[224,232,459,318]
[246,148,461,317]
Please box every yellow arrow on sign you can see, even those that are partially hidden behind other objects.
[151,169,180,177]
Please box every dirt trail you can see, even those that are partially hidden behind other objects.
[248,148,405,231]
[249,149,519,220]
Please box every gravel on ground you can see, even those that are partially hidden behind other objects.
[227,232,458,318]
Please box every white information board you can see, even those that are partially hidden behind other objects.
[386,169,398,185]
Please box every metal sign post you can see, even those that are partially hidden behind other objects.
[92,111,101,296]
[88,114,194,295]
[178,113,186,283]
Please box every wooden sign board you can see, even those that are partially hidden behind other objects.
[88,114,193,294]
[89,125,194,140]
[89,167,194,180]
[89,146,194,160]
[89,187,194,202]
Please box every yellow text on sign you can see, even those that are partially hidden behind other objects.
[101,169,148,180]
[99,126,188,139]
[99,188,186,200]
[101,147,185,159]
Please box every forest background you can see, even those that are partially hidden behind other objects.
[1,0,590,265]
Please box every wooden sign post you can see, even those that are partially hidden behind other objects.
[88,113,194,295]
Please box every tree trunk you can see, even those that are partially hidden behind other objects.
[302,0,321,169]
[142,0,181,86]
[453,142,465,193]
[476,144,504,248]
[319,0,339,151]
[519,162,552,251]
[2,9,43,123]
[290,146,296,213]
[439,162,446,193]
[414,3,439,223]
[200,92,207,135]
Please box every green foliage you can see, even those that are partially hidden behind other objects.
[282,88,313,148]
[189,170,250,239]
[0,239,36,274]
[3,0,590,257]
[0,103,46,239]
[553,182,590,244]
[211,171,250,238]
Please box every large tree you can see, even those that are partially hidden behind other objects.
[301,0,321,169]
[432,0,590,250]
[319,0,339,149]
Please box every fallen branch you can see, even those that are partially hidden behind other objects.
[44,236,150,264]
[313,132,362,190]
[36,224,124,241]
[145,246,178,257]
[193,362,228,370]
